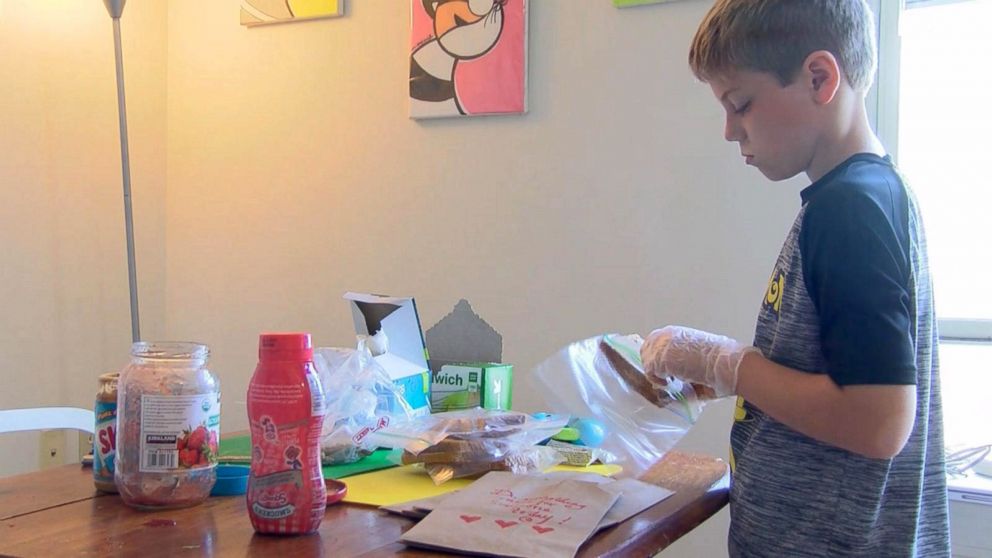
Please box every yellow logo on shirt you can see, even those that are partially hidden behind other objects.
[730,397,748,473]
[764,271,785,315]
[734,396,747,421]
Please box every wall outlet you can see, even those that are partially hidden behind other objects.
[78,431,94,461]
[38,430,66,470]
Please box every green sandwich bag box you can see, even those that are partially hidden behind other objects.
[431,362,513,412]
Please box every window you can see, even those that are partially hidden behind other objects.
[875,0,992,452]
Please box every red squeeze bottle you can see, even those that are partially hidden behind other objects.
[247,333,327,534]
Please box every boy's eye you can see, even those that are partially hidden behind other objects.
[733,101,751,114]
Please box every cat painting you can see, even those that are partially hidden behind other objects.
[409,0,528,118]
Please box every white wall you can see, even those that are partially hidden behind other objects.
[163,0,796,426]
[0,0,167,475]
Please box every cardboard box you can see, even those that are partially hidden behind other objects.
[345,292,432,417]
[431,362,513,412]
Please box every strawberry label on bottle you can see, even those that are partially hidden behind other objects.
[249,468,304,519]
[247,379,326,534]
[138,393,221,473]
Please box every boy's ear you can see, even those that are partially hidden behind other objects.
[802,50,841,105]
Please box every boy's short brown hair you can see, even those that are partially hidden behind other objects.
[689,0,877,93]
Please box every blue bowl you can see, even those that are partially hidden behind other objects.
[211,465,250,496]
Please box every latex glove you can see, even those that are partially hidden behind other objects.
[641,325,759,398]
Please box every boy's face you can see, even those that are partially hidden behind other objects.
[708,70,819,182]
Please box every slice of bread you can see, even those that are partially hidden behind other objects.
[599,336,718,406]
[598,338,676,407]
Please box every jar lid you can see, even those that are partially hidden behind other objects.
[210,465,250,497]
[325,478,347,505]
[258,333,313,361]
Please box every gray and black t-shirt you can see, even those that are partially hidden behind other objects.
[728,154,950,557]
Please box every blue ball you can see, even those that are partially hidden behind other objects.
[573,418,606,448]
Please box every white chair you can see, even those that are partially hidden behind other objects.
[0,407,95,434]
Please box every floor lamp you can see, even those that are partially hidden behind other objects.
[103,0,140,343]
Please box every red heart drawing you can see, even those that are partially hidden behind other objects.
[532,526,554,534]
[460,515,482,523]
[494,519,518,529]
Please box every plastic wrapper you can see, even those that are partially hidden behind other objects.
[313,338,415,465]
[371,409,568,484]
[532,334,711,478]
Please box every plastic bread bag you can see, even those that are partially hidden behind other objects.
[531,334,711,478]
[424,445,564,485]
[369,409,569,483]
[313,337,415,465]
[370,408,567,455]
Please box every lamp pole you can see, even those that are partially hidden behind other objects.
[103,0,140,343]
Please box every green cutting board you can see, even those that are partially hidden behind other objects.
[218,435,396,479]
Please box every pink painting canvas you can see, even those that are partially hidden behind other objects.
[409,0,528,119]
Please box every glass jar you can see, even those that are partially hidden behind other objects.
[115,342,221,510]
[93,372,119,493]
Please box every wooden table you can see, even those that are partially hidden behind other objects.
[0,451,728,557]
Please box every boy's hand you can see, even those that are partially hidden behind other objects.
[641,325,759,398]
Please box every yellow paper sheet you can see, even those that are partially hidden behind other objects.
[341,463,623,507]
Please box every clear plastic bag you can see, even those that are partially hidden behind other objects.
[371,409,568,484]
[532,334,709,478]
[313,339,415,465]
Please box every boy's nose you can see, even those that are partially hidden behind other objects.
[724,117,742,142]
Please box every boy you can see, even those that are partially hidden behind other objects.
[640,1,950,556]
